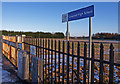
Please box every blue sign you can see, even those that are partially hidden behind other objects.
[62,5,94,22]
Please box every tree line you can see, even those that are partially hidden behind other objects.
[71,32,120,41]
[92,32,120,40]
[1,30,119,40]
[1,30,65,38]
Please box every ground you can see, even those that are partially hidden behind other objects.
[1,55,30,84]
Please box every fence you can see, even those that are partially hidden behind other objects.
[2,35,120,83]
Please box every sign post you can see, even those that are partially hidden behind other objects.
[67,21,69,41]
[88,17,92,83]
[62,5,94,83]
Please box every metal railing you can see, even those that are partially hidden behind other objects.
[2,35,120,83]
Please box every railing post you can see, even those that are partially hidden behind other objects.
[67,41,70,84]
[45,39,47,81]
[8,35,10,59]
[43,39,45,84]
[54,40,57,83]
[99,43,103,84]
[48,39,50,83]
[109,43,114,84]
[9,44,11,60]
[22,35,26,50]
[38,38,43,83]
[29,37,31,80]
[77,42,80,84]
[36,37,38,57]
[0,34,2,84]
[15,35,18,67]
[91,42,94,83]
[38,37,39,58]
[58,40,60,83]
[40,38,42,59]
[72,42,74,84]
[0,34,2,45]
[1,35,3,54]
[83,42,87,84]
[62,41,65,84]
[9,35,11,60]
[35,37,37,58]
[51,40,53,83]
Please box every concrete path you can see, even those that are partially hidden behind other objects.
[1,55,20,83]
[1,55,31,84]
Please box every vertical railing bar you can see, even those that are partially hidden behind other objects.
[67,41,70,84]
[83,42,87,84]
[38,37,40,82]
[72,42,74,84]
[99,43,103,84]
[9,35,11,60]
[109,43,114,84]
[31,37,33,45]
[51,40,53,84]
[31,36,32,44]
[40,38,42,59]
[34,36,36,46]
[39,37,40,58]
[62,41,65,84]
[48,39,50,83]
[58,40,60,83]
[38,37,39,58]
[36,36,38,57]
[32,37,34,45]
[35,37,38,83]
[36,37,37,57]
[55,40,57,83]
[43,39,45,84]
[77,42,80,84]
[91,42,94,83]
[29,37,31,80]
[34,36,35,46]
[45,40,47,81]
[15,35,17,67]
